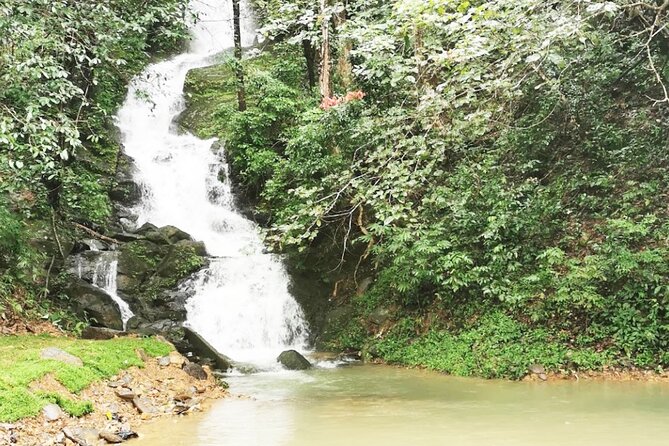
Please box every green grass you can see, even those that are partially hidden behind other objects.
[0,335,172,422]
[366,313,612,380]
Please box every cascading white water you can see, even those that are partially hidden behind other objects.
[115,0,309,367]
[76,251,135,330]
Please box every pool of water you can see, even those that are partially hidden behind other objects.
[131,364,669,446]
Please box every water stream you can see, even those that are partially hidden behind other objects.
[113,2,669,445]
[131,365,669,446]
[115,0,308,367]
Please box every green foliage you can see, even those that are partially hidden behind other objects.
[373,313,611,379]
[0,0,190,326]
[186,0,669,376]
[0,335,172,422]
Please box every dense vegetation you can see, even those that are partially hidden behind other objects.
[3,0,669,380]
[0,0,190,327]
[186,0,669,377]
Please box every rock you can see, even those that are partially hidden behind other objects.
[115,388,136,401]
[112,232,143,243]
[528,363,546,375]
[132,396,157,414]
[83,239,108,251]
[42,404,63,422]
[154,241,207,278]
[116,237,206,326]
[528,364,548,381]
[65,279,123,330]
[135,223,169,244]
[369,306,392,326]
[110,180,142,206]
[356,277,374,296]
[121,373,133,386]
[277,350,312,370]
[183,327,233,371]
[233,362,259,375]
[157,356,171,367]
[159,226,193,244]
[117,240,167,278]
[81,326,126,340]
[41,347,84,367]
[169,351,186,367]
[117,429,138,441]
[63,427,99,446]
[99,430,123,444]
[182,362,208,380]
[318,305,355,348]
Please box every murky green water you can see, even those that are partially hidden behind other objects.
[132,364,669,446]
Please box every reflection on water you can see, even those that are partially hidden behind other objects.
[132,365,669,446]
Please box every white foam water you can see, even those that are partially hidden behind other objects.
[115,0,309,368]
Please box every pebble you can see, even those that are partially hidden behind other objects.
[42,404,64,422]
[115,388,136,401]
[169,351,185,367]
[132,396,158,415]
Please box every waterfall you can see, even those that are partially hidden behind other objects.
[76,251,135,330]
[115,0,309,367]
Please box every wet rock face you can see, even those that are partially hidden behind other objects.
[277,350,312,370]
[110,153,143,209]
[182,327,233,372]
[115,226,207,326]
[65,279,124,330]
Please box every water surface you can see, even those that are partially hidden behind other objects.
[132,364,669,446]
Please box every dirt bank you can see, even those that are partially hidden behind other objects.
[0,333,226,446]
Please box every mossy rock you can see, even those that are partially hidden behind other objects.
[65,278,123,330]
[117,240,168,277]
[155,241,207,278]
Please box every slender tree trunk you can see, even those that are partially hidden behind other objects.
[334,1,352,88]
[302,39,317,89]
[233,0,246,111]
[319,0,332,99]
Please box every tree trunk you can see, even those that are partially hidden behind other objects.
[302,39,317,89]
[232,0,247,112]
[319,0,332,99]
[334,2,352,88]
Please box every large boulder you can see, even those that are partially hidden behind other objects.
[183,327,233,371]
[277,350,312,370]
[116,237,206,323]
[109,180,142,206]
[65,279,123,330]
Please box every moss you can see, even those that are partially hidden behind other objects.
[0,335,172,422]
[179,47,297,138]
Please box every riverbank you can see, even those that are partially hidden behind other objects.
[124,364,669,446]
[0,331,226,445]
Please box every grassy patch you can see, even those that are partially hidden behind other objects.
[0,335,172,422]
[370,313,612,380]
